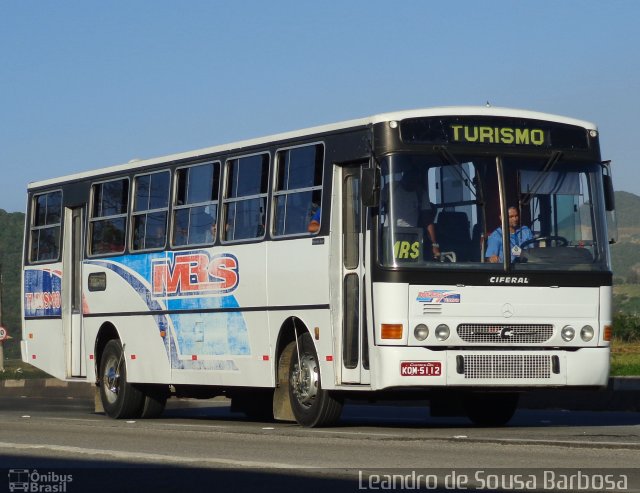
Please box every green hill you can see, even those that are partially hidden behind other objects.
[613,191,640,242]
[0,209,25,359]
[610,191,640,284]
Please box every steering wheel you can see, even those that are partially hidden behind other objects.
[520,235,569,249]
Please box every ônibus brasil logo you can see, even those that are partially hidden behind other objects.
[8,469,73,492]
[152,252,239,297]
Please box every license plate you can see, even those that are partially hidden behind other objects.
[400,361,442,376]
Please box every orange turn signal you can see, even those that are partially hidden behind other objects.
[603,325,613,341]
[381,324,403,339]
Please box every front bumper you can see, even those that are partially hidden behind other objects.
[369,346,610,390]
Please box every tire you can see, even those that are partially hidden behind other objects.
[99,339,145,419]
[464,392,519,427]
[139,385,169,419]
[288,332,342,427]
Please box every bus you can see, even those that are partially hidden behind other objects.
[21,106,616,427]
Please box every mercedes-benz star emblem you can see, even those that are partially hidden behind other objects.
[502,303,514,318]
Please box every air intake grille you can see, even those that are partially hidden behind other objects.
[463,354,552,379]
[422,304,443,315]
[457,324,553,343]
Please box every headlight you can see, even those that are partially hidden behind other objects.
[561,325,576,342]
[414,324,429,341]
[435,324,450,341]
[580,325,595,342]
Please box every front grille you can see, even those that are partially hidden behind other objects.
[463,354,552,379]
[457,324,553,343]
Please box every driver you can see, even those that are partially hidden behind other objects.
[486,206,533,263]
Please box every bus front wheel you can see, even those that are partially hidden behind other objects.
[288,332,343,427]
[99,339,145,419]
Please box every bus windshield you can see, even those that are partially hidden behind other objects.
[378,153,609,272]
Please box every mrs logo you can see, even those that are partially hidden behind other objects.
[416,290,461,304]
[152,252,239,297]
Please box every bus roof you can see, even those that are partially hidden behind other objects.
[28,106,597,189]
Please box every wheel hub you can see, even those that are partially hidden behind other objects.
[103,359,120,403]
[292,353,319,407]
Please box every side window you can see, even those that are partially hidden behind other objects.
[273,144,324,236]
[29,190,62,262]
[131,170,170,251]
[172,162,220,247]
[223,153,269,242]
[89,178,129,256]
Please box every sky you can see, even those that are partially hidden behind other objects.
[1,1,639,213]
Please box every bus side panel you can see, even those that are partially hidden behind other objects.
[83,260,171,384]
[83,247,274,388]
[166,243,272,388]
[83,316,171,384]
[266,238,335,388]
[22,320,67,380]
[22,264,67,380]
[266,238,330,307]
[169,310,272,387]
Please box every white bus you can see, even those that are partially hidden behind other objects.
[21,107,616,426]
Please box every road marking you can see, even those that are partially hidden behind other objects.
[0,441,303,469]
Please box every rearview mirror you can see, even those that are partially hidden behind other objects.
[603,174,615,212]
[362,168,380,207]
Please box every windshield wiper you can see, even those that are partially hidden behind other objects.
[435,146,478,200]
[520,151,563,206]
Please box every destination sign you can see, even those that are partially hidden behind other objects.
[400,116,591,150]
[450,124,547,146]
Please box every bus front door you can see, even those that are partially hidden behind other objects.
[62,207,86,377]
[335,164,370,384]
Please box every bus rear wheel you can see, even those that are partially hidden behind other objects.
[288,333,342,427]
[99,339,145,419]
[463,392,519,427]
[139,385,169,419]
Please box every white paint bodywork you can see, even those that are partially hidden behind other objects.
[22,106,609,397]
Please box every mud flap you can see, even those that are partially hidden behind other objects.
[273,341,296,421]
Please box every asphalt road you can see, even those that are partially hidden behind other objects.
[0,395,639,492]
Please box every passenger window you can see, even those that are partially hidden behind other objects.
[173,162,220,247]
[30,190,62,262]
[223,153,269,241]
[131,171,170,251]
[89,178,129,255]
[273,144,324,236]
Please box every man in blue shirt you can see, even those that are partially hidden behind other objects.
[486,206,533,263]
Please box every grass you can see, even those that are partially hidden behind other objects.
[613,284,640,298]
[613,284,640,314]
[610,340,640,376]
[0,359,51,380]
